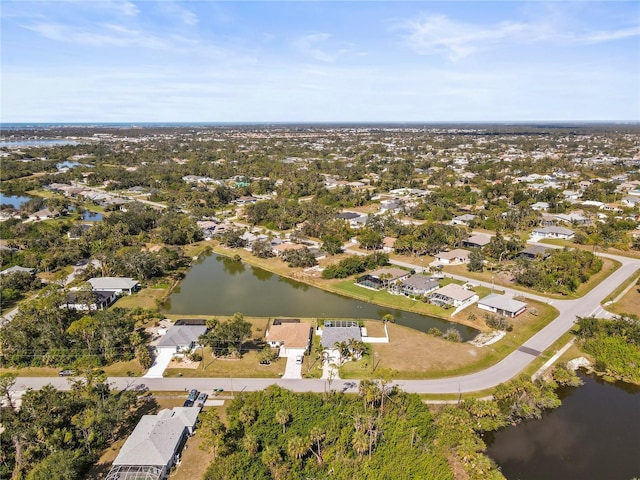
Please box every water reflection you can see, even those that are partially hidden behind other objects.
[486,373,640,480]
[216,255,246,275]
[166,254,478,340]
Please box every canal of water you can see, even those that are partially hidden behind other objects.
[164,254,479,341]
[485,372,640,480]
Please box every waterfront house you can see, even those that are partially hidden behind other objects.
[429,284,479,309]
[265,322,313,356]
[320,321,363,349]
[397,275,440,297]
[156,325,207,355]
[478,293,527,318]
[356,267,411,290]
[87,277,140,295]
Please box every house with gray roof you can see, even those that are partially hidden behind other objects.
[321,324,362,349]
[531,226,575,240]
[397,275,440,297]
[478,293,527,318]
[157,325,207,354]
[106,407,200,480]
[429,284,479,309]
[87,277,140,295]
[0,265,35,276]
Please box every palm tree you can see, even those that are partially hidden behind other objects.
[238,405,257,427]
[352,431,368,460]
[287,435,308,463]
[243,434,259,456]
[308,426,326,464]
[275,409,291,433]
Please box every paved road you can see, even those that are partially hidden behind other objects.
[14,251,639,395]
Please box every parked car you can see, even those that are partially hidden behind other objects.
[295,355,303,365]
[195,392,208,408]
[184,388,199,407]
[59,370,74,377]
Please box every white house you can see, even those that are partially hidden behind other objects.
[106,407,200,480]
[434,249,471,265]
[88,277,140,295]
[531,226,575,240]
[156,325,207,354]
[429,284,479,309]
[478,293,527,318]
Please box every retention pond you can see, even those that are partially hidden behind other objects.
[164,254,479,341]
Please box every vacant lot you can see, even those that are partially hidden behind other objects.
[111,287,168,310]
[607,281,640,317]
[340,298,557,379]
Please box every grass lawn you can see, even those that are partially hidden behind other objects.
[164,348,286,378]
[329,279,454,319]
[0,366,60,377]
[606,277,640,317]
[163,316,290,378]
[102,359,145,377]
[111,287,168,310]
[339,298,558,380]
[0,359,145,378]
[171,413,225,480]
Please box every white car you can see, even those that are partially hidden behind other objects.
[295,355,303,365]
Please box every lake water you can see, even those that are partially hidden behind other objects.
[164,254,478,340]
[485,373,640,480]
[0,139,79,147]
[56,160,82,170]
[82,211,103,221]
[0,193,32,209]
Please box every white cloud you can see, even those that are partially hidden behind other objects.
[292,33,354,63]
[400,13,640,61]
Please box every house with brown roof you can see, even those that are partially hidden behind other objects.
[434,249,470,265]
[266,322,313,356]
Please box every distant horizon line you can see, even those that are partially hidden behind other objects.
[2,120,639,128]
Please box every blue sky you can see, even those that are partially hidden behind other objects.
[2,1,639,122]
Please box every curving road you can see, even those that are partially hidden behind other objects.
[13,252,640,395]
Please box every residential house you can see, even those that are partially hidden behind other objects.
[272,243,306,257]
[356,267,411,290]
[265,322,313,356]
[518,245,551,260]
[29,208,60,221]
[321,321,363,349]
[462,233,492,249]
[87,277,140,295]
[106,407,200,480]
[452,214,476,226]
[429,284,479,309]
[337,211,368,229]
[555,212,590,225]
[0,266,35,276]
[530,201,550,211]
[381,237,396,253]
[63,290,117,311]
[397,275,440,297]
[531,226,575,240]
[478,293,527,318]
[434,249,470,265]
[621,196,640,208]
[156,325,207,355]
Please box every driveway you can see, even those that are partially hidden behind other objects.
[144,349,174,378]
[281,348,305,379]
